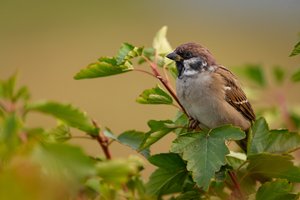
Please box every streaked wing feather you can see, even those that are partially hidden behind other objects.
[216,66,256,121]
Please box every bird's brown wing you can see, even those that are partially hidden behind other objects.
[216,66,256,122]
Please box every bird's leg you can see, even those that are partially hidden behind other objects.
[188,117,200,131]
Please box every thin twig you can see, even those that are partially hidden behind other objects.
[228,171,245,200]
[163,64,171,84]
[287,146,300,153]
[92,120,112,160]
[133,69,157,78]
[142,55,188,116]
[70,136,95,140]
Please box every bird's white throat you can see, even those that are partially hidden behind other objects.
[182,57,205,77]
[182,69,198,76]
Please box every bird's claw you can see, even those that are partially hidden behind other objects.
[188,117,200,131]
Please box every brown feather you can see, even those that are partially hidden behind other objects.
[216,66,256,122]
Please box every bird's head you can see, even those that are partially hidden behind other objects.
[166,43,216,78]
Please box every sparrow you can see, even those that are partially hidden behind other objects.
[166,43,255,134]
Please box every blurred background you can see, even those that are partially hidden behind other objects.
[1,0,300,177]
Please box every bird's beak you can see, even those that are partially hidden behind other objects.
[166,52,183,62]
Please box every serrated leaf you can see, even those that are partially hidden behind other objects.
[26,101,97,135]
[31,143,95,184]
[117,130,150,158]
[247,153,300,182]
[290,41,300,57]
[153,26,172,55]
[291,69,300,82]
[248,117,300,155]
[272,66,285,84]
[74,60,133,79]
[171,126,245,190]
[116,43,143,64]
[139,120,176,151]
[142,47,155,59]
[45,124,71,143]
[146,153,187,196]
[136,85,173,105]
[256,179,299,200]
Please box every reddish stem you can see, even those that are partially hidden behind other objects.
[142,56,188,116]
[92,120,112,160]
[228,171,245,200]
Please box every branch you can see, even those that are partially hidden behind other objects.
[92,120,112,160]
[142,55,188,116]
[228,171,245,200]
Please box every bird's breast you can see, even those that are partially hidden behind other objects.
[176,72,217,120]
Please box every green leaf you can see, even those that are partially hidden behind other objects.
[136,85,173,105]
[139,120,176,151]
[13,86,30,102]
[152,26,172,55]
[74,59,133,79]
[289,41,300,57]
[103,128,118,140]
[171,126,245,190]
[31,143,95,184]
[118,130,150,158]
[26,101,97,135]
[173,111,189,136]
[248,117,300,155]
[256,179,299,200]
[226,151,247,170]
[96,156,143,185]
[0,114,20,158]
[291,69,300,82]
[0,74,17,100]
[234,64,266,86]
[146,153,187,196]
[244,64,266,86]
[138,48,155,64]
[167,62,178,79]
[272,66,285,84]
[175,191,202,200]
[116,43,143,64]
[290,112,300,129]
[45,124,71,143]
[247,153,300,182]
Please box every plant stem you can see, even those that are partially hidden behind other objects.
[92,120,112,160]
[142,55,188,116]
[228,171,245,200]
[133,69,157,78]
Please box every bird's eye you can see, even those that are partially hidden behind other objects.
[185,52,193,58]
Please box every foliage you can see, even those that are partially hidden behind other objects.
[0,27,300,199]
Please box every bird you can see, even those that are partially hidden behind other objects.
[166,43,255,148]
